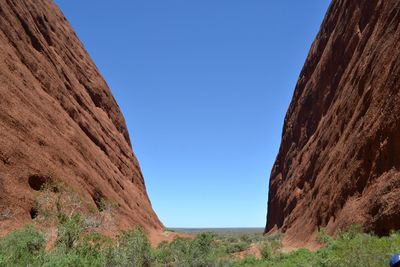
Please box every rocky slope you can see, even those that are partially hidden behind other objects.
[266,0,400,245]
[0,0,162,235]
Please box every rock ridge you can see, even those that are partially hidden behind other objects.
[266,0,400,245]
[0,0,162,234]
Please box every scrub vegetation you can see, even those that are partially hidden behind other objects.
[1,184,399,266]
[1,223,400,266]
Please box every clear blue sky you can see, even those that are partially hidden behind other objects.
[54,0,330,228]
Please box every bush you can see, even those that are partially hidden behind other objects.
[57,213,83,249]
[234,255,262,267]
[153,241,174,266]
[260,239,281,260]
[0,226,45,266]
[317,228,334,247]
[167,237,192,266]
[42,249,104,267]
[274,248,314,267]
[311,231,400,267]
[42,228,113,267]
[193,232,216,256]
[226,242,249,253]
[337,224,363,240]
[118,228,152,267]
[154,233,222,267]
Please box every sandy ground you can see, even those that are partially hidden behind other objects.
[149,230,193,247]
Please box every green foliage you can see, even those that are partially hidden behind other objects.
[42,245,105,267]
[95,197,117,213]
[225,241,249,253]
[0,226,45,267]
[309,231,400,267]
[317,228,334,248]
[57,213,84,249]
[118,228,152,267]
[153,241,174,266]
[193,232,216,256]
[153,233,222,267]
[337,224,363,240]
[153,232,244,266]
[239,234,252,243]
[1,222,400,266]
[235,255,259,266]
[260,238,281,260]
[271,248,314,267]
[43,212,111,267]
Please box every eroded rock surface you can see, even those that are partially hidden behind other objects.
[0,0,162,234]
[266,0,400,245]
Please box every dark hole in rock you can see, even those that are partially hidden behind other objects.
[52,185,60,193]
[28,175,48,191]
[30,207,38,219]
[92,190,105,211]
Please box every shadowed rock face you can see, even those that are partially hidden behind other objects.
[266,0,400,243]
[0,0,162,233]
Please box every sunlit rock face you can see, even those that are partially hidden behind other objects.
[0,0,162,234]
[266,0,400,245]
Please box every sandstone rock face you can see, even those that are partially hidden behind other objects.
[266,0,400,244]
[0,0,162,234]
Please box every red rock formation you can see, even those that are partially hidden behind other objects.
[266,0,400,245]
[0,0,162,235]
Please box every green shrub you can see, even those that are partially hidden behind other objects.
[226,241,249,253]
[57,213,83,249]
[260,239,281,260]
[193,232,216,256]
[337,224,363,241]
[274,248,314,267]
[233,255,264,267]
[239,234,252,243]
[167,237,192,266]
[42,230,113,267]
[311,231,400,267]
[42,249,104,267]
[153,241,174,266]
[118,228,152,267]
[0,226,45,266]
[154,233,221,267]
[317,228,334,248]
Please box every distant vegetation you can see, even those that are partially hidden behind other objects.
[1,183,399,266]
